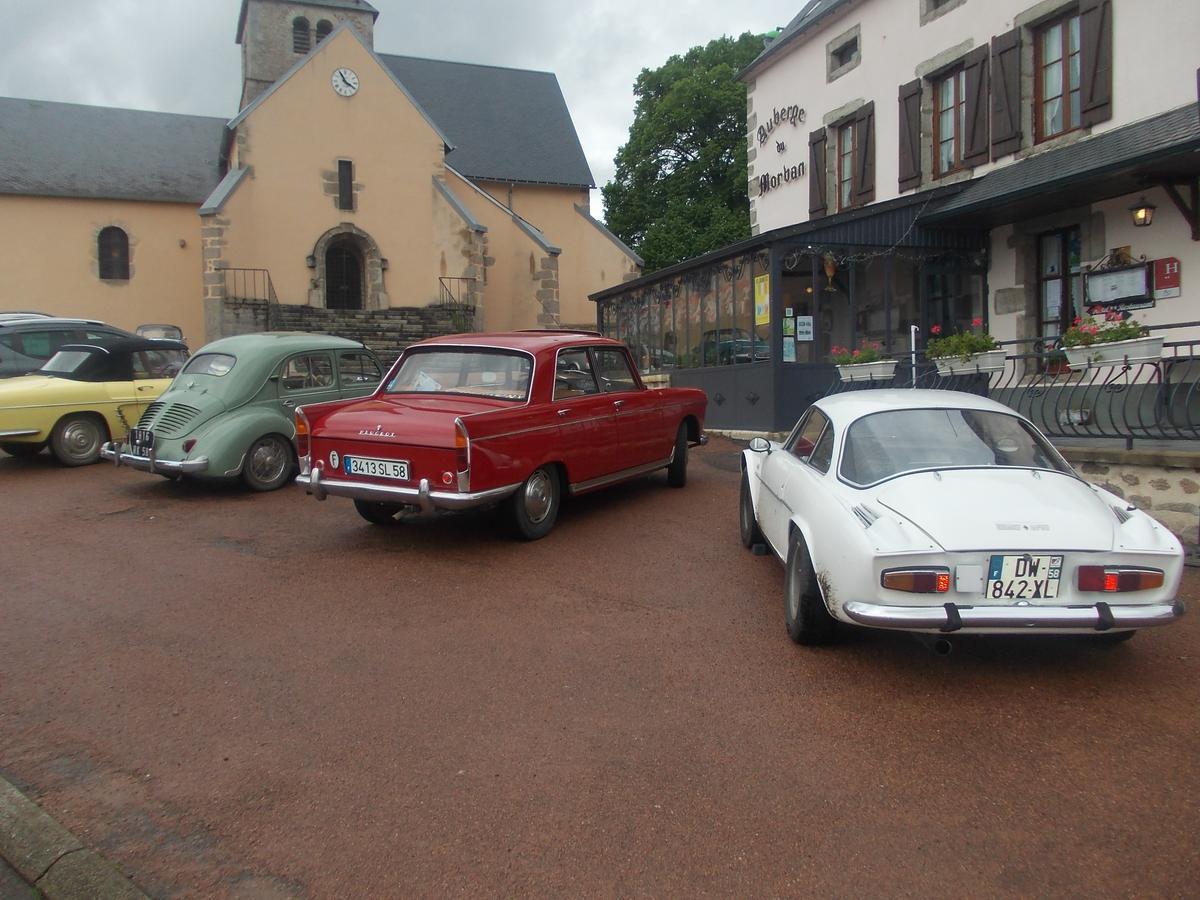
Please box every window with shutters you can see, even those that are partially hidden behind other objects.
[934,69,967,176]
[1035,12,1082,142]
[98,226,129,281]
[292,17,311,54]
[1038,227,1083,348]
[837,122,855,212]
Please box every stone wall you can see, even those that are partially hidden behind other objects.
[206,298,463,366]
[1058,446,1200,551]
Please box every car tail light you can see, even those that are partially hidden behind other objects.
[881,569,951,593]
[295,409,311,461]
[182,439,196,453]
[454,417,470,491]
[1077,566,1164,592]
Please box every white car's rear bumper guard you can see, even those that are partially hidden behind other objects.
[296,467,520,513]
[843,600,1185,633]
[100,441,209,475]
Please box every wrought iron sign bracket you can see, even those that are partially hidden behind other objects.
[1158,177,1200,242]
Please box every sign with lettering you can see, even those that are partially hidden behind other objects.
[1154,257,1181,299]
[756,105,806,146]
[794,316,814,341]
[754,275,771,326]
[758,162,806,196]
[1085,263,1151,305]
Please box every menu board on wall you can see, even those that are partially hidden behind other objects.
[1085,263,1151,305]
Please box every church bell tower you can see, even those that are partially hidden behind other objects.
[236,0,379,108]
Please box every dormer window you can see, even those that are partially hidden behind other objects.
[292,17,311,54]
[316,20,333,43]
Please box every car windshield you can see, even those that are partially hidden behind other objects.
[386,349,531,402]
[840,408,1074,486]
[708,329,751,341]
[39,349,100,379]
[182,353,236,377]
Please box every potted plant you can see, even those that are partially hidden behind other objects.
[831,341,897,382]
[926,318,1005,375]
[1061,312,1163,369]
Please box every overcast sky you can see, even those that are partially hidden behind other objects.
[0,0,803,217]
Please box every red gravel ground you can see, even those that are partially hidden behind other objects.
[1,439,1198,897]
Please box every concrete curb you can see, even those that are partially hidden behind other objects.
[0,775,148,899]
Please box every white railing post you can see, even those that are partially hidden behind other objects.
[910,325,920,388]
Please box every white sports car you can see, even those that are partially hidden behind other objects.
[740,390,1185,651]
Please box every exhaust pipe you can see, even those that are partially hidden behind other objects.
[914,634,954,656]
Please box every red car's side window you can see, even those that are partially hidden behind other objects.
[593,348,639,393]
[554,349,600,400]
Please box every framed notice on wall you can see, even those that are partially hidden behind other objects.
[754,275,771,325]
[1085,263,1151,305]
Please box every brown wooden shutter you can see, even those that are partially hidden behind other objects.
[854,102,876,205]
[898,79,922,192]
[1079,0,1113,126]
[962,45,990,167]
[990,28,1022,159]
[809,128,828,219]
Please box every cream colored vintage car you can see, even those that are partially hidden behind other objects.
[0,338,187,465]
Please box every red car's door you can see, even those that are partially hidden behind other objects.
[551,348,620,486]
[593,347,665,467]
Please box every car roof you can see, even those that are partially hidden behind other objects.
[57,338,188,355]
[0,316,121,329]
[196,332,370,355]
[415,330,618,353]
[813,389,1020,427]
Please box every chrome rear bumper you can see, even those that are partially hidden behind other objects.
[296,466,520,513]
[843,600,1185,633]
[100,441,209,475]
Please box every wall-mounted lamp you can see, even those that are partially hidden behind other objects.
[822,252,838,292]
[1129,197,1156,228]
[305,255,317,268]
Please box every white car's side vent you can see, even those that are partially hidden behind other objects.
[852,504,879,528]
[1111,505,1133,524]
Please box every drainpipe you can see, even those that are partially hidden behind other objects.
[910,324,920,388]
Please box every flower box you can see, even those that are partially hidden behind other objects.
[836,359,897,382]
[932,349,1007,376]
[1064,335,1164,370]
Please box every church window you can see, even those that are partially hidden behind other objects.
[98,227,129,280]
[315,20,333,43]
[338,160,354,211]
[292,17,311,54]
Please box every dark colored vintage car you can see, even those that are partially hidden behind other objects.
[295,330,709,539]
[0,317,137,378]
[696,328,770,366]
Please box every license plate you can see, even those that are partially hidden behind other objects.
[986,554,1062,600]
[129,427,155,450]
[345,455,409,480]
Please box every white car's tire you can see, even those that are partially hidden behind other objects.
[739,471,764,549]
[785,530,837,645]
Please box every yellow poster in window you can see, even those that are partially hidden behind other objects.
[754,274,770,326]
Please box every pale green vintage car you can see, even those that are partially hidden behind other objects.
[101,332,382,490]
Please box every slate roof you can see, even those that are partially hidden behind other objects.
[740,0,854,81]
[379,55,595,188]
[0,97,226,203]
[922,103,1200,226]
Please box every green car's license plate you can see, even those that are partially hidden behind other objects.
[129,427,155,450]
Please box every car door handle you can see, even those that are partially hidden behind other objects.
[557,408,571,417]
[613,400,624,409]
[283,400,295,408]
[136,385,155,392]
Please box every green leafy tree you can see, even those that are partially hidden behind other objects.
[603,33,764,273]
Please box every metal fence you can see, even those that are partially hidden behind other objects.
[437,276,477,332]
[824,321,1200,447]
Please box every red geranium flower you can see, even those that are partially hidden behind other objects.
[971,317,983,328]
[930,324,942,335]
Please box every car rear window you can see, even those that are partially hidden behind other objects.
[840,408,1073,486]
[386,349,531,402]
[182,353,236,377]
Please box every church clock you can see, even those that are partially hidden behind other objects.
[331,68,359,97]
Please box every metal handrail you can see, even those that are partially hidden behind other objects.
[223,268,279,329]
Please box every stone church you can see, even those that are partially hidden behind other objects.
[0,0,641,346]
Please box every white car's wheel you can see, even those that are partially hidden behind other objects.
[739,471,763,549]
[784,530,837,645]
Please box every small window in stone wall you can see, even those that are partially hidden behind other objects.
[826,24,861,82]
[337,160,354,211]
[292,17,311,54]
[98,226,129,280]
[315,20,333,43]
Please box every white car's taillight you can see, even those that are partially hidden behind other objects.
[1077,566,1164,592]
[881,568,951,593]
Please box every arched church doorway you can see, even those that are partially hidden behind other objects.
[325,238,363,310]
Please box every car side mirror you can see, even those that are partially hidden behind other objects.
[749,437,770,453]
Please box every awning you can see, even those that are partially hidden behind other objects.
[920,103,1200,229]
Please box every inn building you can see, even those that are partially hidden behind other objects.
[0,0,641,349]
[592,0,1200,434]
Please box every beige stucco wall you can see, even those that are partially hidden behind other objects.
[0,195,204,342]
[215,27,447,311]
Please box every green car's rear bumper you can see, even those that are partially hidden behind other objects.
[100,441,209,475]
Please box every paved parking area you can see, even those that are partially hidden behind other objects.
[1,440,1198,897]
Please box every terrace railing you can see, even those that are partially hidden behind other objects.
[823,321,1200,448]
[223,268,280,330]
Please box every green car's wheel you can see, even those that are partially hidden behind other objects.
[0,442,45,459]
[354,499,403,525]
[50,415,106,466]
[242,434,293,491]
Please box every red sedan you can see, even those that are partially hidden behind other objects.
[295,331,708,539]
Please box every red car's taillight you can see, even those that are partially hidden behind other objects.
[881,569,951,593]
[295,409,311,460]
[1077,566,1164,592]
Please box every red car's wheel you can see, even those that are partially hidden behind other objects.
[666,423,688,487]
[510,465,560,541]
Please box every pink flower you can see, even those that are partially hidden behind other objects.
[930,324,942,335]
[852,349,861,358]
[1073,317,1083,326]
[972,317,983,328]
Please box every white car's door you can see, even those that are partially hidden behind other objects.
[757,409,830,555]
